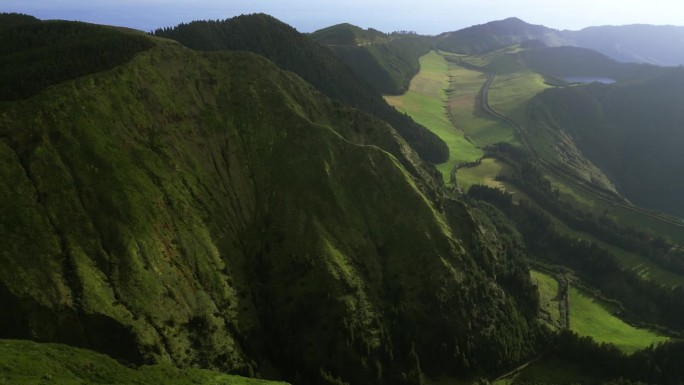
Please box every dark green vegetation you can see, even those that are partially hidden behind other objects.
[0,339,287,385]
[435,17,567,55]
[528,67,684,217]
[381,32,684,382]
[517,46,661,82]
[0,15,154,101]
[468,148,684,332]
[1,15,547,385]
[310,23,431,94]
[153,14,448,164]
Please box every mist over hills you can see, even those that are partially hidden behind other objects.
[436,16,684,66]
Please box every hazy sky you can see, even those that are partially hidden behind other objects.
[3,0,684,34]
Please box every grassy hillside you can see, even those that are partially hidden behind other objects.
[442,53,518,147]
[530,270,563,330]
[154,14,449,164]
[0,339,288,385]
[568,287,668,353]
[0,20,545,384]
[311,24,432,94]
[0,16,154,101]
[385,51,483,180]
[529,68,684,218]
[310,23,388,45]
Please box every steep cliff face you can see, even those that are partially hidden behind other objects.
[1,33,538,384]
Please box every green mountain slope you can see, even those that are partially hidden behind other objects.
[0,339,288,385]
[309,23,389,45]
[311,24,431,95]
[529,68,684,217]
[0,17,154,101]
[0,20,542,385]
[153,14,448,164]
[436,17,569,55]
[517,46,662,82]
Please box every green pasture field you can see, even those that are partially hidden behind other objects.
[487,71,549,125]
[530,270,563,329]
[569,286,668,354]
[399,49,684,290]
[525,193,684,288]
[446,64,517,147]
[456,158,514,192]
[385,51,482,181]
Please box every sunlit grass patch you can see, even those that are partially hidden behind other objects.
[569,286,668,353]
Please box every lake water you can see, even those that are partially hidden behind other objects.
[563,76,616,84]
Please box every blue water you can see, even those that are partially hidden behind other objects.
[563,76,616,84]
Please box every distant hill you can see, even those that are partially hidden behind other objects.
[0,12,39,26]
[311,23,432,94]
[437,17,684,66]
[436,17,570,54]
[154,14,448,163]
[529,67,684,217]
[309,22,389,45]
[517,46,663,82]
[564,24,684,66]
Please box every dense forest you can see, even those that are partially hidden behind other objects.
[154,14,449,164]
[310,23,431,94]
[0,15,154,101]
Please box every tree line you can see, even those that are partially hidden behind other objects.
[0,18,154,101]
[154,14,449,164]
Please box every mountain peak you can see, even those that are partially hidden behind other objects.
[437,17,557,54]
[311,22,388,45]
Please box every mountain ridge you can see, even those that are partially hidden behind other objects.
[154,14,449,164]
[1,18,540,384]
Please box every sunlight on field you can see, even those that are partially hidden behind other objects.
[456,158,513,192]
[447,65,517,147]
[569,286,668,353]
[488,71,549,124]
[385,51,482,182]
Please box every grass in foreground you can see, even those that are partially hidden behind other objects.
[385,51,482,181]
[0,339,288,385]
[569,287,668,354]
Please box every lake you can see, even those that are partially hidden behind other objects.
[563,76,616,84]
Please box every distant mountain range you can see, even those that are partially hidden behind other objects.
[437,17,684,66]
